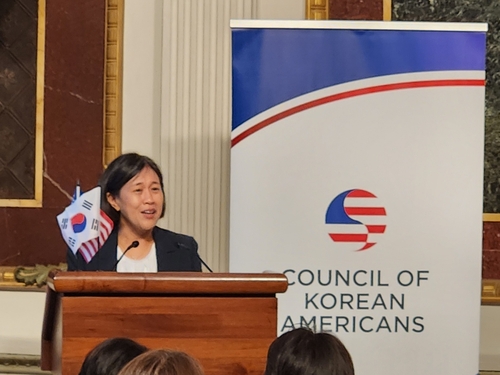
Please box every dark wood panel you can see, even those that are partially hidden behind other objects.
[62,297,276,338]
[62,338,272,374]
[61,295,275,315]
[57,295,277,375]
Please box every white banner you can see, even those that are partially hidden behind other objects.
[230,21,487,375]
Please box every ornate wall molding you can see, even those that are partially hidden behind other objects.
[383,0,391,20]
[305,0,329,20]
[305,0,392,21]
[0,265,65,290]
[482,279,500,305]
[0,353,50,374]
[483,214,500,222]
[103,0,124,167]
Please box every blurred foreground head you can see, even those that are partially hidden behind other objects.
[118,349,204,375]
[264,328,354,375]
[79,337,148,375]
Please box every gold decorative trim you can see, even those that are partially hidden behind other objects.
[482,279,500,305]
[383,0,391,21]
[0,265,65,290]
[103,0,124,167]
[0,199,41,207]
[0,353,50,375]
[305,0,329,20]
[0,0,45,208]
[483,213,500,222]
[0,267,19,287]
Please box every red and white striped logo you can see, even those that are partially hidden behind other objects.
[325,189,386,251]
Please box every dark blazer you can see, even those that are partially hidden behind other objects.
[67,226,201,272]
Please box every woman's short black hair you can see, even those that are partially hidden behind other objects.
[264,328,354,375]
[99,153,166,225]
[78,337,148,375]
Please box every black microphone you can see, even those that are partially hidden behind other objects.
[113,240,140,271]
[178,242,213,273]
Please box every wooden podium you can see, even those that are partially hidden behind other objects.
[41,271,287,375]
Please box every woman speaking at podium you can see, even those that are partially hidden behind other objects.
[67,153,202,272]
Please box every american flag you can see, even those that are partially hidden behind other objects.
[78,210,113,263]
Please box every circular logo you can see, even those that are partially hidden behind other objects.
[325,189,386,251]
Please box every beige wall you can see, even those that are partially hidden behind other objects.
[121,0,305,272]
[0,290,45,355]
[480,306,500,371]
[122,0,304,158]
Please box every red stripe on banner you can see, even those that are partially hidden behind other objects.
[345,207,386,215]
[358,242,376,251]
[329,233,368,242]
[348,190,376,198]
[231,79,485,147]
[367,225,386,234]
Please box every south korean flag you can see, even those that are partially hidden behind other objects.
[56,186,102,256]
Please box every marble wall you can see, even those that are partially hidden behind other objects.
[329,0,383,20]
[0,0,105,266]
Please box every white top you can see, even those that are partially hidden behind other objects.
[116,243,158,273]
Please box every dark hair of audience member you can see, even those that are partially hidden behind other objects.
[78,337,148,375]
[264,328,355,375]
[117,349,204,375]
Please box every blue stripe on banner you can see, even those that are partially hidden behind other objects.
[231,28,486,130]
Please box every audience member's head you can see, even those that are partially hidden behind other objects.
[118,349,204,375]
[79,337,148,375]
[264,328,354,375]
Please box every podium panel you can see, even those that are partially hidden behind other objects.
[42,272,287,375]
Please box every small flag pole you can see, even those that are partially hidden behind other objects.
[75,180,81,198]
